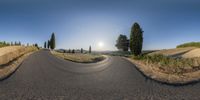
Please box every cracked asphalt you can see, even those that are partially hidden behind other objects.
[1,50,200,100]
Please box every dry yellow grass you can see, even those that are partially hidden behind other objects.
[0,46,37,65]
[149,47,195,57]
[0,46,38,80]
[127,58,200,84]
[52,51,105,63]
[181,48,200,58]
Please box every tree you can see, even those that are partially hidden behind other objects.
[72,49,75,53]
[11,42,13,46]
[68,49,71,53]
[47,40,50,49]
[19,41,21,46]
[89,46,91,53]
[3,41,6,45]
[50,33,56,49]
[44,42,47,48]
[81,48,83,53]
[130,22,143,56]
[34,43,39,49]
[115,34,129,51]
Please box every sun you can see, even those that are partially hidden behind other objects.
[98,42,104,48]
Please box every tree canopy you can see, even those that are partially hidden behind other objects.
[115,34,129,51]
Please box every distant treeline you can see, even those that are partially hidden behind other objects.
[177,42,200,48]
[0,41,22,48]
[0,41,10,48]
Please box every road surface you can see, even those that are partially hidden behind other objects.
[0,50,200,100]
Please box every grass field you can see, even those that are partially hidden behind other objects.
[52,51,105,63]
[132,54,200,74]
[148,47,195,57]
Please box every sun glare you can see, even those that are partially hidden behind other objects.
[98,42,104,48]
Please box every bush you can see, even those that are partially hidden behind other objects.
[177,42,200,48]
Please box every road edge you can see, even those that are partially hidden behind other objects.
[0,51,37,81]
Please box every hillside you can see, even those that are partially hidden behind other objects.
[177,42,200,48]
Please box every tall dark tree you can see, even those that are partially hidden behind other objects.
[19,41,21,46]
[3,41,6,45]
[68,49,71,53]
[11,42,13,46]
[115,34,129,51]
[89,46,91,53]
[72,49,75,53]
[44,42,47,48]
[81,48,83,53]
[50,33,56,49]
[47,40,50,49]
[35,43,38,48]
[130,22,143,56]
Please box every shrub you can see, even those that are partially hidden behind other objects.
[177,42,200,48]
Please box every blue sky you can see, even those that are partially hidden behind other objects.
[0,0,200,50]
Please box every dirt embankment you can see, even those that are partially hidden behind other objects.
[0,46,38,80]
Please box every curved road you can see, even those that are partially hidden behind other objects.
[0,50,200,100]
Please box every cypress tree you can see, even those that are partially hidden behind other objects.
[44,42,47,48]
[130,22,143,56]
[81,48,83,53]
[72,49,75,53]
[3,41,6,45]
[89,46,91,53]
[68,49,71,53]
[47,40,50,49]
[50,33,56,49]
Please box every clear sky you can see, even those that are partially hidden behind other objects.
[0,0,200,51]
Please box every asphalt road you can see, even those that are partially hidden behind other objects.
[1,50,200,100]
